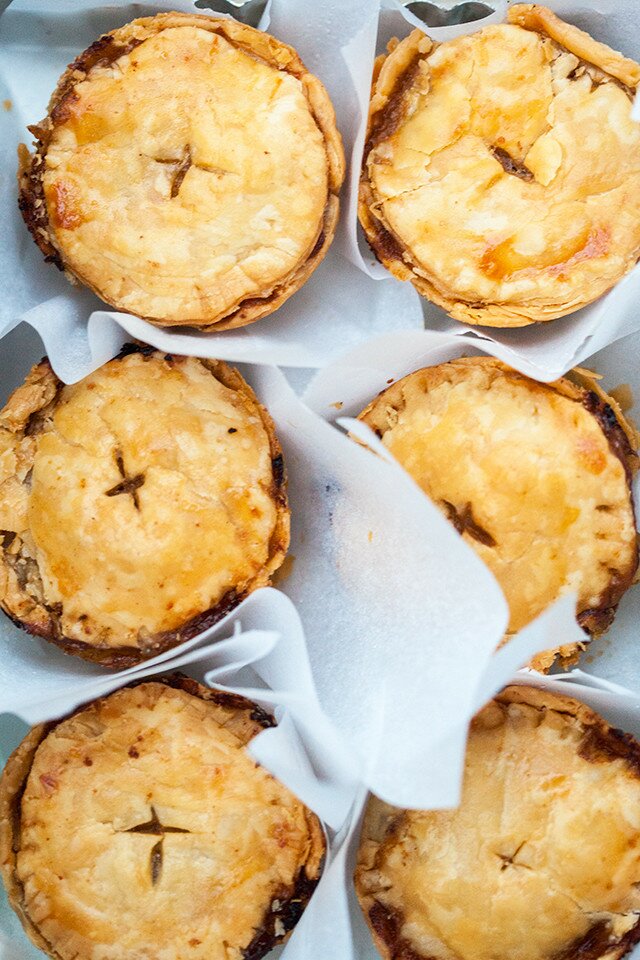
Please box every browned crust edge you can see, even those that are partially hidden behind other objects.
[358,10,640,328]
[0,343,290,668]
[0,676,325,960]
[357,357,639,672]
[18,12,346,332]
[355,684,640,960]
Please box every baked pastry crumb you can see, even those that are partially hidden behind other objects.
[358,357,638,670]
[19,12,345,330]
[0,677,325,960]
[0,345,289,666]
[360,4,640,327]
[356,685,640,960]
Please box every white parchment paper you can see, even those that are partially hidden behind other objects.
[0,0,424,375]
[345,0,640,383]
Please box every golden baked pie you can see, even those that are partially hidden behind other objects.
[0,345,289,666]
[18,12,345,330]
[356,684,640,960]
[360,4,640,327]
[0,677,325,960]
[358,357,638,670]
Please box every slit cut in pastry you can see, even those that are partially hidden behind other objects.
[358,357,638,671]
[18,12,345,331]
[360,4,640,327]
[0,677,325,960]
[356,685,640,960]
[0,345,289,667]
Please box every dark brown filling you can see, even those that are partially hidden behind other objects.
[104,450,145,510]
[490,145,533,181]
[440,499,496,547]
[242,867,322,960]
[368,901,427,960]
[122,805,190,886]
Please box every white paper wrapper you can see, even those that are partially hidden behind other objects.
[0,0,424,377]
[345,0,640,383]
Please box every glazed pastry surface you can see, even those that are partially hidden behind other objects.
[20,13,344,329]
[0,680,324,960]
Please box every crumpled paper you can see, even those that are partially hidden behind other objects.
[344,0,640,383]
[0,321,583,813]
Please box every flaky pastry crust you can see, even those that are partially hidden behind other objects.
[0,677,325,960]
[0,345,289,666]
[19,12,345,330]
[360,5,640,327]
[356,685,640,960]
[358,357,638,670]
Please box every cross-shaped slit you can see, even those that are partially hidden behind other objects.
[441,500,496,547]
[151,144,232,197]
[497,840,528,871]
[124,805,190,886]
[105,451,145,510]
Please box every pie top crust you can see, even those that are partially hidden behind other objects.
[19,12,345,331]
[0,347,289,666]
[355,684,640,960]
[0,678,325,960]
[360,4,640,327]
[358,357,638,669]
